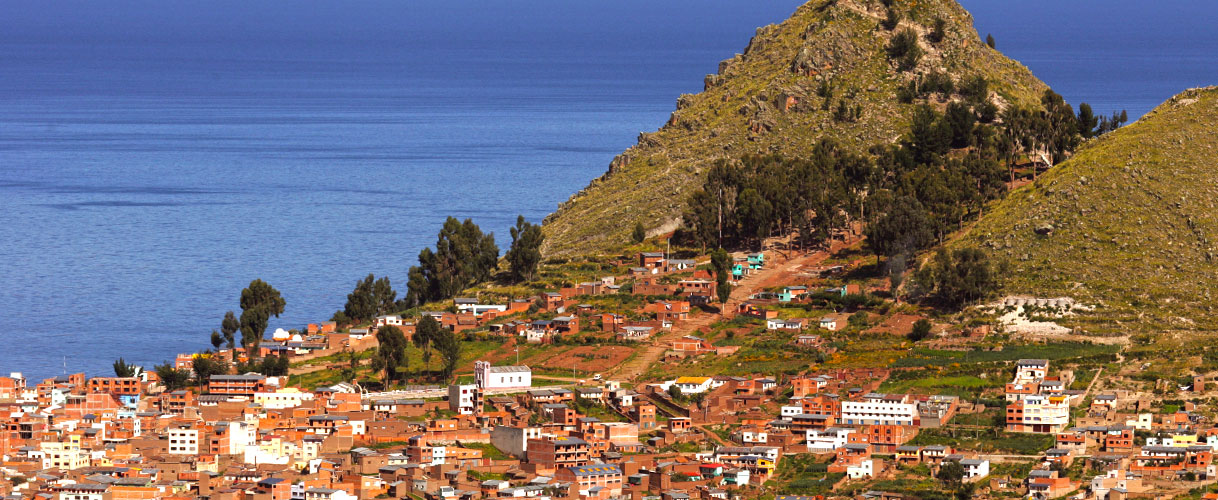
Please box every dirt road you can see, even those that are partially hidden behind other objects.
[607,240,856,382]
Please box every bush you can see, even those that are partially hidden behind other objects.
[927,17,946,43]
[887,29,923,71]
[908,319,932,341]
[881,8,901,30]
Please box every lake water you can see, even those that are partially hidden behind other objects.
[2,0,1216,378]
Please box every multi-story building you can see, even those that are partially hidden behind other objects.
[475,361,532,390]
[840,393,918,426]
[555,464,623,500]
[447,384,482,415]
[1006,394,1070,433]
[208,374,266,395]
[167,426,200,455]
[40,440,90,470]
[526,436,590,470]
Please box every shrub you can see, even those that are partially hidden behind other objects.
[887,29,923,71]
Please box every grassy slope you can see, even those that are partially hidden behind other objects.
[957,87,1218,332]
[542,0,1046,256]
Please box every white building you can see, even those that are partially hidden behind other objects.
[846,459,874,479]
[805,428,855,452]
[1006,394,1070,433]
[215,421,256,455]
[167,427,200,455]
[54,484,107,500]
[475,361,532,390]
[448,384,478,415]
[254,388,315,409]
[840,394,917,426]
[304,488,358,500]
[960,458,990,480]
[375,315,403,327]
[673,377,713,395]
[780,406,804,418]
[1013,359,1049,384]
[40,441,89,470]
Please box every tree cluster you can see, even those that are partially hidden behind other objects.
[375,325,410,385]
[155,362,191,391]
[679,140,873,250]
[405,217,499,307]
[411,316,460,378]
[238,279,285,355]
[914,247,1000,309]
[344,274,397,324]
[238,355,289,377]
[506,215,544,283]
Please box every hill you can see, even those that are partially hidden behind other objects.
[541,0,1047,256]
[956,87,1218,333]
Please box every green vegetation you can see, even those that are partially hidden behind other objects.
[375,325,410,384]
[343,274,397,324]
[892,342,1119,368]
[909,428,1053,454]
[113,358,138,377]
[220,310,240,357]
[912,247,1000,309]
[239,279,286,353]
[155,362,190,391]
[957,87,1218,333]
[769,454,841,496]
[461,442,511,461]
[506,215,545,283]
[405,216,499,307]
[543,0,1049,256]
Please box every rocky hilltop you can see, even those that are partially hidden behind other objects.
[957,87,1218,333]
[542,0,1046,256]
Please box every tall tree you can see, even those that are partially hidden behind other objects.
[865,195,935,258]
[985,33,995,48]
[113,358,138,378]
[1076,102,1098,139]
[435,328,461,379]
[1039,89,1079,166]
[413,316,443,372]
[345,274,396,323]
[736,187,773,248]
[155,362,190,391]
[375,325,409,385]
[191,355,230,385]
[221,310,240,355]
[506,215,544,283]
[404,217,500,307]
[238,279,285,355]
[710,248,733,304]
[210,330,224,350]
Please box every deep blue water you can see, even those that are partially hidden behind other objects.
[2,1,1216,379]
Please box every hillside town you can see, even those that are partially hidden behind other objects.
[3,242,1218,500]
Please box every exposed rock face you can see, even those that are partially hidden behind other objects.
[542,0,1048,256]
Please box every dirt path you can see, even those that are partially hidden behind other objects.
[607,239,858,382]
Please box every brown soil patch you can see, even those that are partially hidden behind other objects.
[527,345,635,374]
[865,313,924,336]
